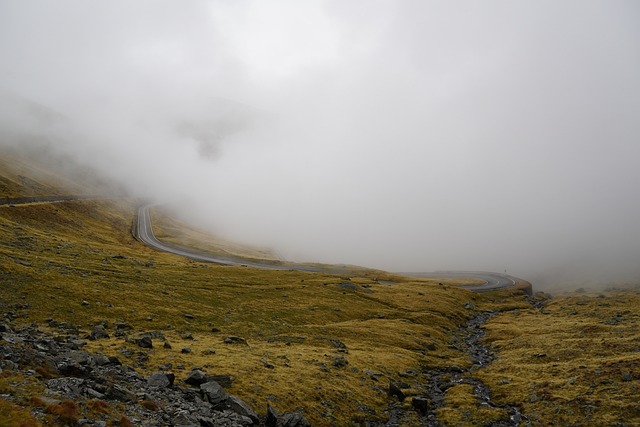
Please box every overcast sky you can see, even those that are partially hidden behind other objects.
[1,1,639,286]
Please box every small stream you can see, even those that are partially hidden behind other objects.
[376,312,525,426]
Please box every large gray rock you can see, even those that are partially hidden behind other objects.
[136,336,153,348]
[88,325,110,340]
[227,395,259,424]
[200,381,228,408]
[281,412,311,427]
[388,382,406,401]
[106,384,137,402]
[46,377,85,398]
[173,410,199,426]
[92,353,111,366]
[147,371,175,388]
[266,404,279,427]
[412,396,429,414]
[185,369,208,386]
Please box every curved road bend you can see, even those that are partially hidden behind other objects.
[136,204,291,270]
[403,271,532,295]
[136,203,532,293]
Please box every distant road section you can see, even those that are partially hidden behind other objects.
[404,271,532,295]
[136,204,533,294]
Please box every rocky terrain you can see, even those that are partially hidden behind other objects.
[0,306,313,426]
[1,294,547,427]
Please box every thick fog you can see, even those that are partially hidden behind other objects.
[1,1,639,287]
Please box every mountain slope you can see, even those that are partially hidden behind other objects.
[1,147,637,426]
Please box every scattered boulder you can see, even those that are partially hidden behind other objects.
[332,355,348,368]
[172,411,199,426]
[329,338,347,350]
[136,336,153,349]
[115,322,133,331]
[228,395,259,424]
[89,353,109,367]
[200,381,228,408]
[389,382,406,401]
[185,369,208,386]
[106,384,137,402]
[87,324,110,340]
[412,396,429,414]
[46,377,86,398]
[259,358,275,369]
[266,404,279,427]
[224,336,247,345]
[147,372,175,388]
[281,411,311,427]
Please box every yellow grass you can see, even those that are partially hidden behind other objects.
[477,288,640,426]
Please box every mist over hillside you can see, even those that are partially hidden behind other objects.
[1,1,640,288]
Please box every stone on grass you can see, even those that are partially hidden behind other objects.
[224,336,247,345]
[136,336,153,349]
[412,396,429,414]
[88,325,110,340]
[389,382,406,401]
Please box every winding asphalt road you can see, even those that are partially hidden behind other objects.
[136,204,287,270]
[136,204,532,294]
[401,271,527,293]
[2,198,532,293]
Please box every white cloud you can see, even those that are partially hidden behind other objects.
[1,0,639,286]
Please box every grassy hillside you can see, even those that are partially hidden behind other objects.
[0,145,638,426]
[0,196,488,425]
[0,142,120,198]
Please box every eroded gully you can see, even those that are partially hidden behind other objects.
[377,312,526,427]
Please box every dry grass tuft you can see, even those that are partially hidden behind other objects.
[139,400,161,412]
[45,400,79,426]
[119,415,134,427]
[87,399,110,415]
